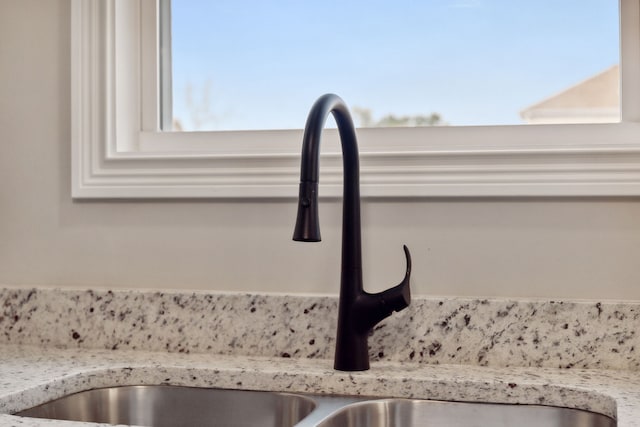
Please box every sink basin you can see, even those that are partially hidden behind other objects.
[314,399,616,427]
[15,385,316,427]
[14,385,616,427]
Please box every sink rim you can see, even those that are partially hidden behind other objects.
[13,384,618,427]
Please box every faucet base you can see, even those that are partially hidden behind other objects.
[334,332,370,371]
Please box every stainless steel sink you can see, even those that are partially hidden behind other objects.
[14,385,616,427]
[313,398,616,427]
[15,385,316,427]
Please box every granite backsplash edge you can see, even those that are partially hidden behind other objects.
[0,287,637,371]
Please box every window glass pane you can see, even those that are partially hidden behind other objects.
[163,1,619,131]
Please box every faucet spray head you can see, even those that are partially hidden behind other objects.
[293,181,321,242]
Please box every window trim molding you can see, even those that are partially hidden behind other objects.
[71,0,640,199]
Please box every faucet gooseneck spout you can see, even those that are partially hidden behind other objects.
[293,93,412,371]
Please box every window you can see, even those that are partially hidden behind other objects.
[71,0,640,198]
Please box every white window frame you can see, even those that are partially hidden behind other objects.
[71,0,640,199]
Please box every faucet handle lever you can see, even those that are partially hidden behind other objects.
[354,245,412,334]
[401,244,412,302]
[383,245,412,312]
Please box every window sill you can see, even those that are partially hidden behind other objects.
[73,125,640,199]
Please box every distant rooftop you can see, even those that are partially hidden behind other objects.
[520,65,619,124]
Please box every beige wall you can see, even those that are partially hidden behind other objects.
[1,0,640,300]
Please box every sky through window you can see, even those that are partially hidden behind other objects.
[166,0,619,131]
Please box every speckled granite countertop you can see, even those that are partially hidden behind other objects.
[1,287,639,426]
[0,346,639,426]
